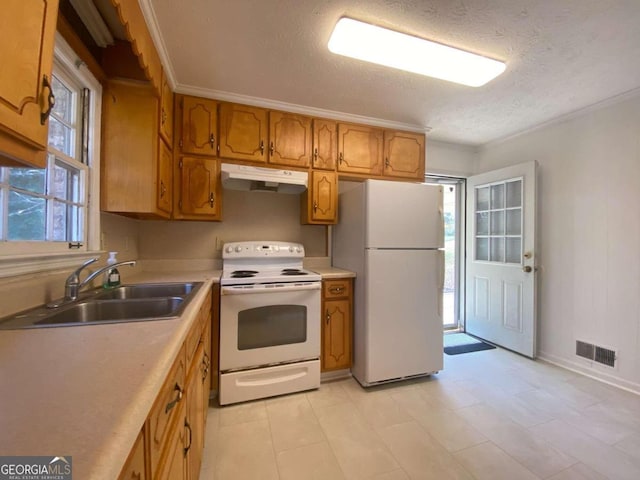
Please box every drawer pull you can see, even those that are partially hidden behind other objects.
[165,382,183,414]
[329,286,344,294]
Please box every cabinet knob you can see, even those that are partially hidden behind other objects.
[325,309,330,324]
[339,152,344,164]
[270,141,274,155]
[260,140,265,155]
[209,192,215,207]
[314,148,318,159]
[160,180,166,198]
[385,158,390,168]
[313,202,318,212]
[40,75,55,125]
[165,382,184,413]
[329,286,343,294]
[161,108,167,126]
[184,419,193,456]
[209,134,215,148]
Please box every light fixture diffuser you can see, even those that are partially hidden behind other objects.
[328,18,505,87]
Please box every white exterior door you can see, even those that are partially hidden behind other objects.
[465,161,537,358]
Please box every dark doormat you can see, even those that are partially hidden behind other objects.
[444,342,496,355]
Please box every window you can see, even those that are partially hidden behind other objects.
[0,35,102,276]
[474,178,523,264]
[0,68,87,244]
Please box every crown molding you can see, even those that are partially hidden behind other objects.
[137,0,177,90]
[175,83,431,134]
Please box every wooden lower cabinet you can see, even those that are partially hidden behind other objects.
[118,286,214,480]
[321,278,353,371]
[118,428,147,480]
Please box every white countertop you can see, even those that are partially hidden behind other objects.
[0,270,221,480]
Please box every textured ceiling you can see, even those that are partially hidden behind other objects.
[147,0,640,145]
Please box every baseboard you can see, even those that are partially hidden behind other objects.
[538,350,640,396]
[321,369,352,382]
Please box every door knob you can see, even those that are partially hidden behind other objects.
[523,266,533,273]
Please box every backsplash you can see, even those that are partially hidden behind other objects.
[138,189,327,260]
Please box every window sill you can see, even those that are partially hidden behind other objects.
[0,251,105,279]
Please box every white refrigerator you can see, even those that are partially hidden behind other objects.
[333,180,444,386]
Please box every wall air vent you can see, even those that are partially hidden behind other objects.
[575,340,617,368]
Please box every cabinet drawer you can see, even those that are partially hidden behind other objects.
[323,279,351,299]
[148,344,187,477]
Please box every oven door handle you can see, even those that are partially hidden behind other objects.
[221,282,321,295]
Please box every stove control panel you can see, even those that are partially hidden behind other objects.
[223,241,305,259]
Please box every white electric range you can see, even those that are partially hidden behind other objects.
[218,241,321,405]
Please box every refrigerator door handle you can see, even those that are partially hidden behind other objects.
[438,250,445,319]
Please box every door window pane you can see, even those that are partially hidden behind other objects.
[476,212,489,235]
[476,186,489,211]
[490,210,505,235]
[491,184,504,209]
[476,238,489,261]
[506,238,522,264]
[506,180,522,208]
[506,209,522,235]
[237,305,307,350]
[490,237,505,262]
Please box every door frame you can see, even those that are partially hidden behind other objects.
[425,175,466,331]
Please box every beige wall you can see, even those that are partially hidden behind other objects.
[426,139,476,177]
[138,189,327,260]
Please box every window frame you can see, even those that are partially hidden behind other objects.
[0,33,102,278]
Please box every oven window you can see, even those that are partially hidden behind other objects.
[237,305,308,350]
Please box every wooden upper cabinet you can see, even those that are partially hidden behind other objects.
[218,103,268,162]
[159,71,174,147]
[177,156,222,220]
[301,171,337,224]
[157,139,173,215]
[268,111,312,168]
[337,123,383,176]
[101,80,172,219]
[383,130,425,179]
[313,119,337,170]
[0,0,59,168]
[179,96,218,156]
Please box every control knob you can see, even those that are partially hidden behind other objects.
[225,246,233,254]
[235,246,243,253]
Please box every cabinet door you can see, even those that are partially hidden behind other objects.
[118,428,147,480]
[180,96,217,156]
[157,139,173,215]
[337,123,383,175]
[156,402,188,480]
[309,170,337,223]
[179,157,221,219]
[0,0,59,168]
[187,343,206,480]
[384,130,425,179]
[268,111,311,168]
[159,72,174,147]
[312,119,337,170]
[218,103,267,162]
[322,298,352,371]
[148,346,186,477]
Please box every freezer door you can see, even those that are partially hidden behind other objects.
[356,249,443,385]
[365,180,443,249]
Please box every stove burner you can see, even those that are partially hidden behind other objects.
[281,269,308,276]
[230,270,258,278]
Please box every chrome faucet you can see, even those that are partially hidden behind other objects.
[47,257,137,308]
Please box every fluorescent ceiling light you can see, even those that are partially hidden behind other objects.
[328,17,506,87]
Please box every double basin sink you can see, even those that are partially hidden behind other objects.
[0,282,203,330]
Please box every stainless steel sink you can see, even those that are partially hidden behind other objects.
[95,282,201,300]
[35,297,184,327]
[0,282,203,329]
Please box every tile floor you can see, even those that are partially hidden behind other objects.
[199,346,640,480]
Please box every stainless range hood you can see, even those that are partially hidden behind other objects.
[220,163,308,194]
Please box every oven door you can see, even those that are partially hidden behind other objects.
[219,282,321,371]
